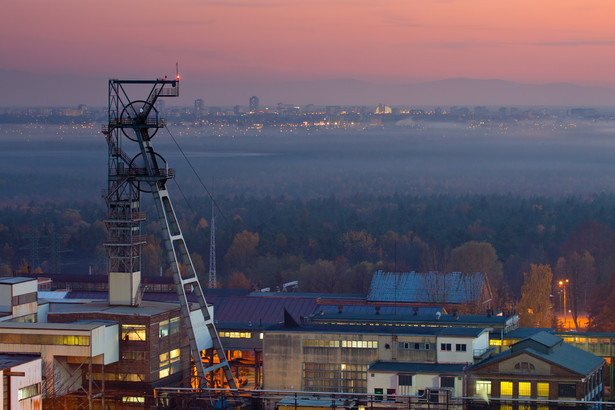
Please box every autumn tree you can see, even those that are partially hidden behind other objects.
[228,272,251,289]
[342,231,377,265]
[517,264,554,328]
[588,270,615,332]
[0,264,11,277]
[298,259,337,293]
[446,241,503,289]
[555,251,594,330]
[341,261,377,294]
[224,230,259,271]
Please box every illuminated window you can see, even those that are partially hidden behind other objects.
[18,383,40,400]
[475,381,491,397]
[117,373,144,382]
[303,362,367,394]
[0,333,89,346]
[500,381,513,396]
[159,348,181,379]
[159,320,169,337]
[518,382,531,397]
[170,317,180,335]
[122,397,145,403]
[304,339,376,349]
[121,351,146,361]
[537,382,549,397]
[121,324,146,341]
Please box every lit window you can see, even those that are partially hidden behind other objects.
[475,381,491,397]
[170,317,180,334]
[18,383,40,401]
[501,381,513,396]
[121,324,146,341]
[159,320,169,338]
[122,397,145,403]
[537,382,549,397]
[518,382,531,397]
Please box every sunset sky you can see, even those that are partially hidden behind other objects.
[1,0,615,106]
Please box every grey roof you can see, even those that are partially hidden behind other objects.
[368,271,487,304]
[206,295,318,324]
[511,331,562,354]
[0,354,41,370]
[369,361,466,374]
[48,300,180,317]
[503,327,554,340]
[266,322,486,337]
[311,310,511,326]
[315,305,443,316]
[473,331,604,377]
[0,277,36,285]
[0,321,113,332]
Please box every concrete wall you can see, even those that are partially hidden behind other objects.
[3,358,43,410]
[367,371,464,397]
[437,336,474,363]
[0,284,12,313]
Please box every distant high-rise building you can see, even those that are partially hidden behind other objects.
[249,96,259,113]
[194,98,204,118]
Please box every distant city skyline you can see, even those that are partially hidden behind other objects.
[1,1,614,106]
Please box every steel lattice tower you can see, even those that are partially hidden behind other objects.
[208,195,217,289]
[102,76,237,390]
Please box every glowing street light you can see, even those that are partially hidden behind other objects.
[559,279,569,327]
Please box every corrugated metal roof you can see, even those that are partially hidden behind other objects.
[367,271,485,304]
[0,354,40,370]
[315,305,442,315]
[206,295,318,324]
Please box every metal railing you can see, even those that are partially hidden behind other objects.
[154,387,615,409]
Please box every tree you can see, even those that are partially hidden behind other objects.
[588,270,615,332]
[555,251,594,330]
[298,259,337,293]
[446,241,503,289]
[0,264,11,277]
[228,272,251,289]
[224,230,259,271]
[517,264,554,328]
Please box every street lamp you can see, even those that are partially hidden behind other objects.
[558,279,569,328]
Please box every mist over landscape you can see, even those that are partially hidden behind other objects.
[2,118,615,203]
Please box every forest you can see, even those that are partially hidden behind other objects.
[2,192,615,331]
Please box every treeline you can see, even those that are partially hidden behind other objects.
[3,193,615,329]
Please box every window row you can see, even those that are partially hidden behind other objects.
[220,331,252,339]
[397,375,455,388]
[91,373,145,382]
[0,333,89,346]
[303,339,378,349]
[398,342,431,351]
[303,362,367,394]
[440,343,466,352]
[476,380,552,398]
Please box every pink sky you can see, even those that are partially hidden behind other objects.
[2,0,615,86]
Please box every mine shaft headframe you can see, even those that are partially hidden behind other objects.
[107,77,180,136]
[105,76,180,192]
